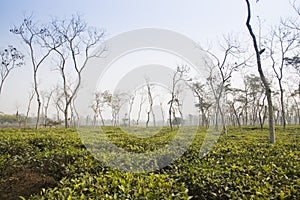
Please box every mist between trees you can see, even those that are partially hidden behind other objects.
[0,1,299,145]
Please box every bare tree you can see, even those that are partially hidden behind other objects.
[45,14,105,128]
[41,89,54,127]
[11,15,60,129]
[241,74,250,125]
[291,0,300,16]
[266,23,299,130]
[241,74,267,129]
[102,91,124,126]
[91,91,107,126]
[136,90,146,126]
[0,45,24,95]
[245,74,265,126]
[160,102,165,126]
[91,92,101,127]
[126,91,136,127]
[53,85,64,122]
[281,0,300,32]
[257,95,267,130]
[190,82,212,127]
[227,88,244,128]
[145,78,155,127]
[111,93,124,126]
[283,1,300,77]
[245,0,275,143]
[168,66,188,130]
[288,88,300,124]
[70,94,79,127]
[205,35,248,134]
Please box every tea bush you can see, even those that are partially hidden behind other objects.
[0,126,299,199]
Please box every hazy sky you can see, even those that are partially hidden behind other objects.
[0,0,298,115]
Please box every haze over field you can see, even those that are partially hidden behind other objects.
[0,0,298,116]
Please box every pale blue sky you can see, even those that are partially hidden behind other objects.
[0,0,298,114]
[1,0,295,46]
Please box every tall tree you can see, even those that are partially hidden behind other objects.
[190,82,211,127]
[46,14,105,128]
[136,89,146,126]
[267,23,299,130]
[245,0,275,143]
[227,87,244,128]
[102,91,124,126]
[205,35,247,134]
[125,91,136,127]
[91,91,107,126]
[168,66,188,130]
[0,45,24,95]
[246,74,264,125]
[11,16,59,128]
[145,78,155,127]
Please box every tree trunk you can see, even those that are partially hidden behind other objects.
[219,102,227,134]
[245,0,275,143]
[231,103,241,128]
[169,100,173,130]
[160,102,165,126]
[33,70,41,129]
[99,110,105,126]
[146,110,151,128]
[64,107,69,128]
[25,91,34,127]
[136,95,144,126]
[279,83,286,130]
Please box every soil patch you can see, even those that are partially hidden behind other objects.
[0,168,57,200]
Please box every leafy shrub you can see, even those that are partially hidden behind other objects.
[0,126,299,199]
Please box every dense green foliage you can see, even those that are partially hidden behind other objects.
[0,126,299,199]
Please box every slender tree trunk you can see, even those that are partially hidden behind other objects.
[99,110,105,126]
[128,102,133,127]
[292,98,300,125]
[258,112,263,130]
[64,108,69,128]
[201,108,207,127]
[245,0,275,143]
[152,111,156,127]
[169,100,173,130]
[55,104,60,122]
[72,98,79,127]
[279,82,286,130]
[146,111,151,127]
[218,100,227,134]
[146,80,154,127]
[25,91,34,127]
[93,113,97,127]
[160,102,165,126]
[136,95,144,126]
[34,72,41,129]
[231,103,241,128]
[258,96,266,130]
[245,98,248,126]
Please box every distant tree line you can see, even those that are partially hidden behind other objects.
[0,1,299,145]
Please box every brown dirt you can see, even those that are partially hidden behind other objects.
[0,168,57,200]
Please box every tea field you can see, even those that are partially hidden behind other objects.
[0,126,299,199]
